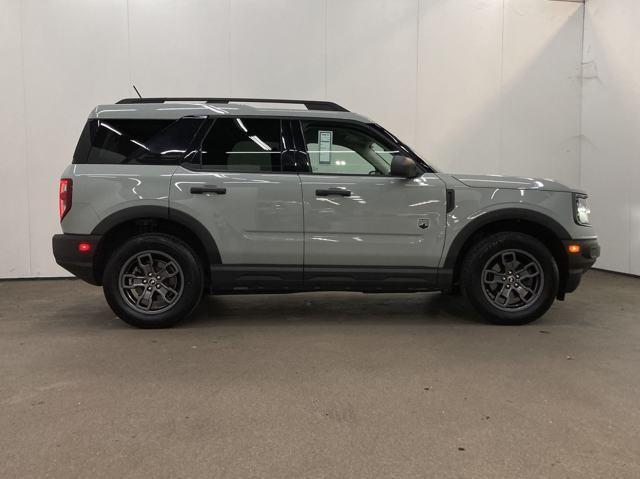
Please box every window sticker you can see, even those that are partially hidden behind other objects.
[318,130,333,164]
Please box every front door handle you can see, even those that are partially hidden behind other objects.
[316,188,351,197]
[190,185,227,195]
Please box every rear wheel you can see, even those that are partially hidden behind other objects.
[103,234,204,328]
[460,232,558,325]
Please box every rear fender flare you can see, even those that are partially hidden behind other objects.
[91,206,221,265]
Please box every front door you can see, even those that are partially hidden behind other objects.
[170,117,303,291]
[296,120,447,289]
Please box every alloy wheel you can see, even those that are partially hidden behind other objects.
[481,249,544,312]
[118,250,184,314]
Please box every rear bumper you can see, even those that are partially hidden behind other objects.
[562,238,600,294]
[52,234,102,285]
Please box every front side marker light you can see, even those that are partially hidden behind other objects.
[567,244,581,254]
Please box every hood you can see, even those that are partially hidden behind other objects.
[451,174,575,193]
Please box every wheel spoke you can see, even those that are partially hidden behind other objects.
[136,288,155,310]
[516,262,540,280]
[157,261,179,280]
[500,251,517,272]
[136,253,155,275]
[514,284,536,303]
[156,284,178,303]
[483,269,505,284]
[123,273,145,281]
[494,284,511,305]
[122,274,146,289]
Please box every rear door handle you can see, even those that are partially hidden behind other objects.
[190,185,227,195]
[316,188,351,197]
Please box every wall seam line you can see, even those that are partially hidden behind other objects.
[18,0,33,277]
[414,0,420,146]
[578,0,586,189]
[228,0,232,95]
[125,0,133,90]
[499,0,506,174]
[324,0,328,99]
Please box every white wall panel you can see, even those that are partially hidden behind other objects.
[128,0,231,97]
[0,0,30,278]
[326,0,418,145]
[20,0,131,277]
[0,0,607,278]
[632,26,640,277]
[581,0,640,274]
[415,0,503,175]
[501,0,583,185]
[229,0,325,99]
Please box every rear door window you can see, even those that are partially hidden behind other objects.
[200,118,282,172]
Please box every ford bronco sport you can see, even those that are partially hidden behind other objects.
[52,98,599,328]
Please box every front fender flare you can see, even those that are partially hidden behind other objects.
[442,207,571,270]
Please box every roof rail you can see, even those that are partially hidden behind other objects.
[115,97,349,112]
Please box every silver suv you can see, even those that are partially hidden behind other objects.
[52,98,599,328]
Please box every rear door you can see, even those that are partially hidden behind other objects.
[295,120,447,289]
[170,117,303,290]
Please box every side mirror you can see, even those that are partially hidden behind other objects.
[390,155,419,178]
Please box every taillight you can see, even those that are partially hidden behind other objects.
[59,178,72,221]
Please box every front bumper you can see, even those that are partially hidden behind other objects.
[562,238,600,294]
[52,234,102,285]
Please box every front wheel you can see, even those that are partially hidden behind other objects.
[460,232,558,325]
[103,234,204,328]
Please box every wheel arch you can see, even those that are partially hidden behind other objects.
[91,206,220,286]
[444,209,570,297]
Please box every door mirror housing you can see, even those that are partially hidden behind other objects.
[390,155,419,178]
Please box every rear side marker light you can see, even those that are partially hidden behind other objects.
[77,242,92,253]
[567,244,581,254]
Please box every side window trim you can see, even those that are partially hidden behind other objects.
[290,120,311,173]
[280,120,299,173]
[125,116,207,165]
[176,116,212,167]
[187,117,216,170]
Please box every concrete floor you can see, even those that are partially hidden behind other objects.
[0,270,639,478]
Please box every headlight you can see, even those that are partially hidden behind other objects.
[574,193,591,226]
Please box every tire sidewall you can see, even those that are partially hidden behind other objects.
[103,234,203,328]
[462,233,558,325]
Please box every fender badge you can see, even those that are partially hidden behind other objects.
[418,218,430,230]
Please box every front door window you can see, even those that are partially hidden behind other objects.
[301,122,399,175]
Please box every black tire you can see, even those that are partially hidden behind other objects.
[460,232,558,325]
[103,233,204,328]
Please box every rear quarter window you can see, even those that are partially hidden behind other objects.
[72,118,204,165]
